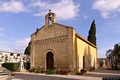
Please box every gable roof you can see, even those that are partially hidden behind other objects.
[31,23,75,36]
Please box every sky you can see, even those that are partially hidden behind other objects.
[0,0,120,58]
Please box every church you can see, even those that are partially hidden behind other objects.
[30,10,97,74]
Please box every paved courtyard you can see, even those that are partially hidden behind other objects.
[0,69,120,80]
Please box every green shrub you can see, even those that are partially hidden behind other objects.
[2,63,19,71]
[28,67,43,73]
[35,68,42,73]
[46,69,51,74]
[24,62,30,70]
[46,69,57,74]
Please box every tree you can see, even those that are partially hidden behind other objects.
[24,42,31,55]
[113,43,120,63]
[106,49,114,68]
[106,43,120,69]
[106,49,114,60]
[87,20,96,46]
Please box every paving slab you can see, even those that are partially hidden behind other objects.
[0,69,120,80]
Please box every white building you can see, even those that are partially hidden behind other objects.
[0,51,30,67]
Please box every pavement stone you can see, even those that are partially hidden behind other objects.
[0,69,120,80]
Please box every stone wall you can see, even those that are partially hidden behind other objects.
[31,23,75,70]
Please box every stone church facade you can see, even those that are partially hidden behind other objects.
[30,10,97,73]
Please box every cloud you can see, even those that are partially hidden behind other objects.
[0,0,80,20]
[13,38,30,53]
[98,47,113,58]
[92,0,120,18]
[0,38,30,53]
[98,41,116,58]
[0,33,4,36]
[0,28,5,36]
[0,1,26,13]
[0,41,13,52]
[0,28,5,31]
[31,0,80,20]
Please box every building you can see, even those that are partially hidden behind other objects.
[0,51,30,67]
[97,58,112,69]
[30,10,97,74]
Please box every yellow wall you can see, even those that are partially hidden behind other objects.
[75,34,97,72]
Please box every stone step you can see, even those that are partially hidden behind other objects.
[0,71,8,77]
[0,75,8,77]
[0,71,3,73]
[0,67,11,76]
[0,72,7,75]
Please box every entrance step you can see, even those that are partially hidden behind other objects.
[0,71,8,77]
[0,67,11,76]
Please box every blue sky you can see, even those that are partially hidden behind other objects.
[0,0,120,58]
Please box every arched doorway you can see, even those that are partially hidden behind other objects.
[46,52,54,69]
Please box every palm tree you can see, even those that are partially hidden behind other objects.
[106,43,120,69]
[106,49,114,59]
[106,49,114,67]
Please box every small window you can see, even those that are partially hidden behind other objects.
[17,54,20,56]
[10,53,13,56]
